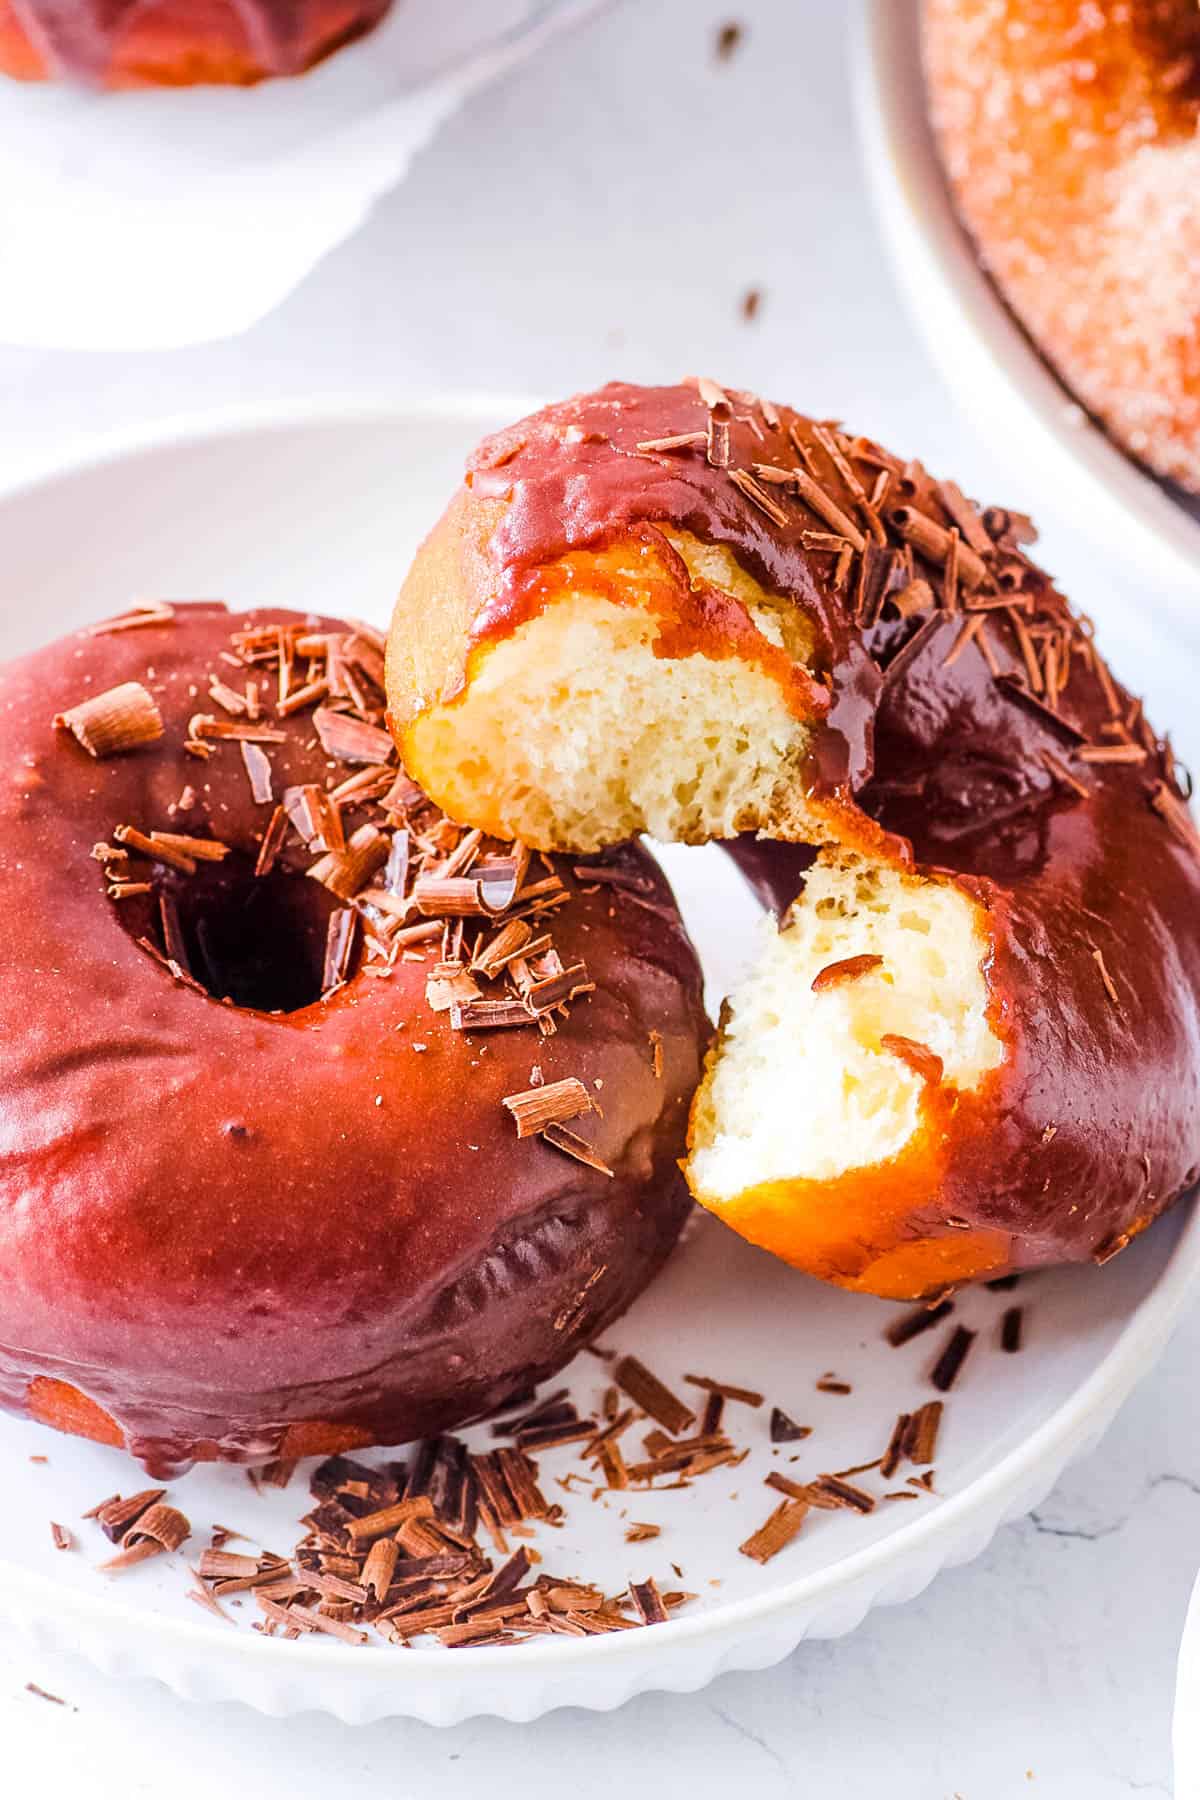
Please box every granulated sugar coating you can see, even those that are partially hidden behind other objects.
[924,0,1200,493]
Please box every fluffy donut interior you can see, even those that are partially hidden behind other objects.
[688,852,1003,1202]
[404,533,823,852]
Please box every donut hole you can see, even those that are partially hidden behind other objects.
[688,850,1003,1200]
[155,857,350,1014]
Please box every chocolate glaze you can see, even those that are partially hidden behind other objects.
[3,0,390,84]
[468,385,882,803]
[460,382,1200,1272]
[0,605,706,1473]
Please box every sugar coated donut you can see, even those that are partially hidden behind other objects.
[924,0,1200,493]
[386,379,1200,1299]
[0,600,705,1473]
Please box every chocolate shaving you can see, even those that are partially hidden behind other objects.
[344,1496,435,1548]
[1008,607,1044,693]
[696,377,731,414]
[158,893,191,974]
[1077,743,1148,764]
[855,542,897,626]
[942,529,961,613]
[89,1488,166,1543]
[811,953,883,993]
[974,615,1003,679]
[197,1549,262,1581]
[885,1298,954,1347]
[728,467,790,528]
[636,432,706,454]
[739,1499,809,1564]
[930,1325,976,1393]
[25,1684,68,1705]
[525,961,594,1014]
[1001,1307,1023,1354]
[880,1033,943,1086]
[983,505,1038,548]
[701,1389,725,1435]
[814,423,886,540]
[891,577,936,619]
[55,681,164,758]
[283,784,345,854]
[595,1438,629,1491]
[614,1357,696,1436]
[811,1474,875,1514]
[1093,1229,1130,1266]
[452,998,538,1031]
[502,1077,595,1139]
[209,676,249,717]
[888,504,989,589]
[322,908,360,992]
[188,715,286,744]
[312,707,394,767]
[629,1578,669,1625]
[879,1413,911,1481]
[100,1501,190,1572]
[148,835,225,871]
[765,1471,833,1506]
[308,824,389,901]
[540,1122,614,1177]
[996,675,1086,746]
[254,805,289,878]
[768,1407,810,1444]
[936,480,994,558]
[471,918,534,978]
[706,413,731,469]
[277,678,331,718]
[682,1374,764,1408]
[1150,781,1200,855]
[85,601,175,636]
[1040,748,1089,799]
[240,740,274,805]
[1091,946,1120,1007]
[413,876,501,919]
[881,614,946,688]
[903,1401,942,1466]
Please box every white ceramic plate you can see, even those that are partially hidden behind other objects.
[855,0,1200,617]
[1174,1569,1200,1794]
[0,0,610,352]
[0,398,1198,1726]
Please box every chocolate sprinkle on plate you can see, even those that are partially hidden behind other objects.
[1001,1307,1023,1354]
[930,1325,977,1394]
[885,1298,955,1348]
[614,1357,696,1436]
[768,1407,811,1444]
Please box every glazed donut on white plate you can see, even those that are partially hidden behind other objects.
[386,378,1200,1300]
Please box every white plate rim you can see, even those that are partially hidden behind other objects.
[854,0,1200,608]
[0,393,1197,1688]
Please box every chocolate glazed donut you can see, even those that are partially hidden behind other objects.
[0,603,705,1474]
[0,0,392,86]
[386,380,1200,1299]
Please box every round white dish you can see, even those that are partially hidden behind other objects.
[1174,1569,1200,1795]
[0,398,1198,1726]
[854,0,1200,614]
[0,0,608,352]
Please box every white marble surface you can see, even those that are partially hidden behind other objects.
[0,0,1195,1791]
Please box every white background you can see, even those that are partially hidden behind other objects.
[0,2,1195,1793]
